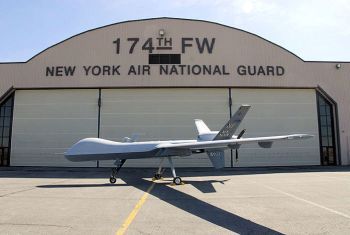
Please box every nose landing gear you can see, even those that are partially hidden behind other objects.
[109,159,126,184]
[109,177,117,184]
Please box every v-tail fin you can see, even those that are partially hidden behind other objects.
[213,105,251,140]
[195,119,211,134]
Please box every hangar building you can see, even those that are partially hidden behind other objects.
[0,18,348,168]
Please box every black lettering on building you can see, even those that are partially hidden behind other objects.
[92,66,101,76]
[181,38,193,53]
[143,65,150,75]
[46,66,76,77]
[195,38,215,54]
[128,65,137,75]
[203,65,211,75]
[237,65,247,75]
[156,37,173,50]
[178,65,186,75]
[276,66,285,76]
[170,65,178,75]
[248,66,256,75]
[192,65,201,75]
[112,65,120,75]
[266,66,275,76]
[83,66,91,75]
[160,65,168,75]
[46,67,54,76]
[257,66,266,76]
[56,66,64,76]
[160,64,230,76]
[222,65,230,75]
[103,66,111,75]
[128,65,151,75]
[237,65,285,76]
[213,65,222,75]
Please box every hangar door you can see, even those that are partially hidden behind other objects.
[11,90,99,166]
[9,88,319,167]
[99,88,230,167]
[99,88,319,167]
[231,89,320,166]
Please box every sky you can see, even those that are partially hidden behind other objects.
[0,0,349,62]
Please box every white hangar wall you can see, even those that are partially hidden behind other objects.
[10,88,319,167]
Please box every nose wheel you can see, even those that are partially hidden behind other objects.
[109,159,126,184]
[109,177,117,184]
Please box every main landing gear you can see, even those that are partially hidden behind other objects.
[108,157,183,185]
[152,157,183,185]
[153,158,165,181]
[109,159,126,184]
[173,176,182,185]
[168,157,183,185]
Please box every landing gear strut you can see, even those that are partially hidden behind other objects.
[153,157,183,185]
[153,158,165,180]
[109,159,126,184]
[168,157,182,185]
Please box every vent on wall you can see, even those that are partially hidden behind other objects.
[149,54,181,64]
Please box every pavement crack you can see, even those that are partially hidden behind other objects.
[0,187,37,198]
[0,222,72,228]
[0,179,71,198]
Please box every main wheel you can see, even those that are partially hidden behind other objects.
[154,173,162,180]
[173,177,182,185]
[109,177,117,184]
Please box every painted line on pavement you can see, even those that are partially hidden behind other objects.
[253,181,350,219]
[116,182,156,235]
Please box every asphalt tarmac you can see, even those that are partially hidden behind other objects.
[0,166,349,234]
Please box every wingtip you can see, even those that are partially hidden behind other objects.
[239,104,251,109]
[287,134,314,140]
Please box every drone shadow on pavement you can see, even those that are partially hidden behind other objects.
[127,177,283,234]
[37,175,283,234]
[6,166,350,234]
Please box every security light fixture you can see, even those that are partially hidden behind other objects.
[159,29,165,37]
[336,63,341,69]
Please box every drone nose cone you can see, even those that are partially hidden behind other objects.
[64,147,78,161]
[64,139,90,161]
[64,154,74,161]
